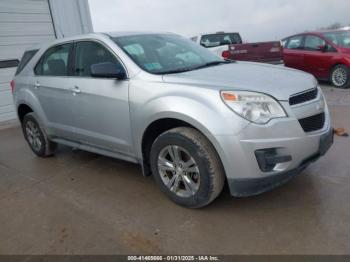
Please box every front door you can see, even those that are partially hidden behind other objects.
[303,35,335,80]
[68,40,133,155]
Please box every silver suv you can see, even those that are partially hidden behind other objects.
[12,32,333,208]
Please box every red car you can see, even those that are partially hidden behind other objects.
[282,29,350,88]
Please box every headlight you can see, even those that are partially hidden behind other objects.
[221,91,287,124]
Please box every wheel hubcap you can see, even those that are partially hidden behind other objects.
[332,68,347,87]
[25,120,42,151]
[158,145,200,198]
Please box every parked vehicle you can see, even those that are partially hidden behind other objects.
[191,32,284,64]
[12,32,333,208]
[282,29,350,88]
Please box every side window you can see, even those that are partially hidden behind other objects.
[304,35,326,51]
[35,43,72,76]
[74,41,124,77]
[286,35,304,50]
[16,50,38,75]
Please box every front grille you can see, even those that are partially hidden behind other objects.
[289,88,318,106]
[298,113,325,132]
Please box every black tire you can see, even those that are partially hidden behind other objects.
[330,64,350,89]
[150,127,225,208]
[22,113,56,157]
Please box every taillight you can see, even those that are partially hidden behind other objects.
[10,80,15,93]
[222,50,231,59]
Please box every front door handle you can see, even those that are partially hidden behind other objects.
[70,86,81,95]
[34,82,40,89]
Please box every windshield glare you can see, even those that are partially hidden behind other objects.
[112,34,225,74]
[322,31,350,48]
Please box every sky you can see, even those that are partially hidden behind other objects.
[88,0,350,42]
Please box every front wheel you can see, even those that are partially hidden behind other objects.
[150,127,225,208]
[330,65,350,89]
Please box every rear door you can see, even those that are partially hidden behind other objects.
[34,43,76,139]
[283,35,305,70]
[68,40,133,155]
[303,34,335,79]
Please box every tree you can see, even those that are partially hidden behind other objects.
[319,22,343,30]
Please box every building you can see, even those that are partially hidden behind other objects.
[0,0,93,127]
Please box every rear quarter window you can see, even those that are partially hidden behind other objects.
[15,50,38,75]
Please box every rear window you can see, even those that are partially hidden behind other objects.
[200,33,242,47]
[15,50,38,75]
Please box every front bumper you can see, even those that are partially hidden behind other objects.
[227,128,333,197]
[213,94,333,197]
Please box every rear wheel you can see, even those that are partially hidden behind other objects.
[330,64,350,88]
[22,113,56,157]
[150,127,225,208]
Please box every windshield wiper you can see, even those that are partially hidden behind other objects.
[156,60,233,75]
[155,67,197,75]
[193,60,233,70]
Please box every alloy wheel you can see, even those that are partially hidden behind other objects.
[25,120,42,152]
[157,145,200,198]
[332,67,348,87]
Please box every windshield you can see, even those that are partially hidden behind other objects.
[322,31,350,48]
[112,34,226,74]
[200,33,242,47]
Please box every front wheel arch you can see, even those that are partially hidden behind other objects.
[149,127,226,208]
[140,118,225,181]
[330,64,350,88]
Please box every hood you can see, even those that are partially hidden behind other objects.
[338,47,350,54]
[162,62,317,100]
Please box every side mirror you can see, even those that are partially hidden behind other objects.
[318,45,327,52]
[90,62,126,79]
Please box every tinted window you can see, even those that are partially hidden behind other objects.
[74,41,123,77]
[200,33,242,47]
[35,43,72,76]
[304,35,326,51]
[16,50,38,75]
[113,34,224,74]
[286,35,304,49]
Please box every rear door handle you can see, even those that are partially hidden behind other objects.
[70,86,81,95]
[34,82,40,89]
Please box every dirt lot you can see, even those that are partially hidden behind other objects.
[0,84,349,255]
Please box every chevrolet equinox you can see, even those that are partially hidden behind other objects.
[12,32,333,207]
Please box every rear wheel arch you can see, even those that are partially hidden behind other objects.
[18,104,33,123]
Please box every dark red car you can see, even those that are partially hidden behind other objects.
[282,29,350,88]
